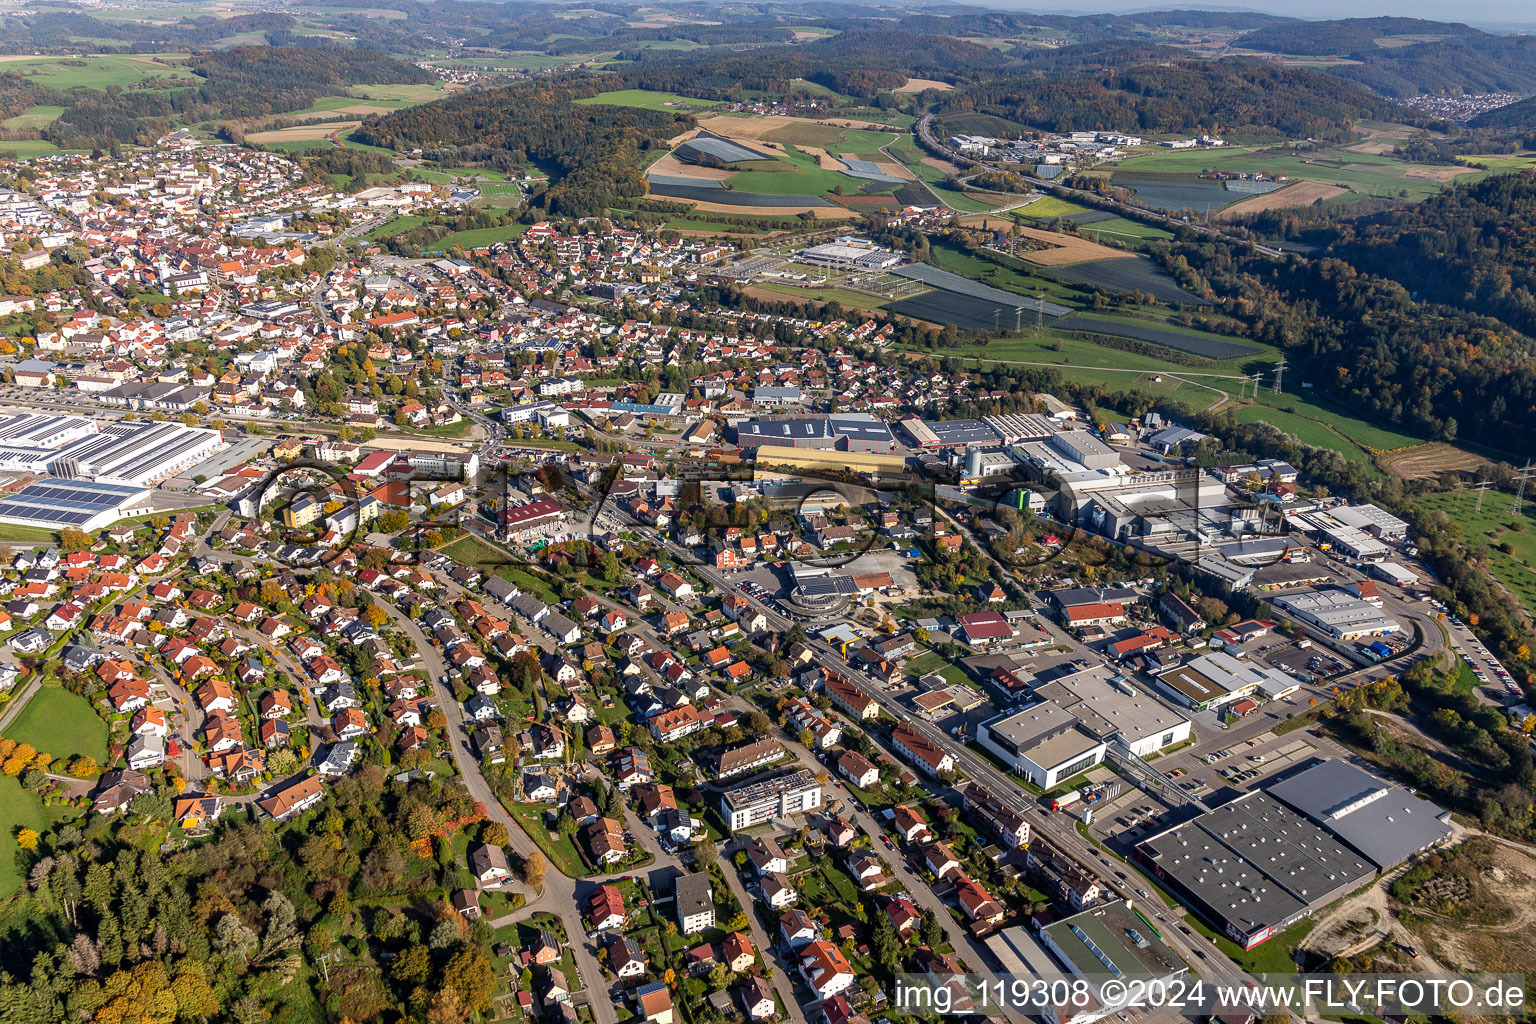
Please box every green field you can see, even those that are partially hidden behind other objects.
[433,223,530,250]
[0,139,70,158]
[0,523,60,542]
[3,687,108,764]
[750,280,909,312]
[0,105,65,130]
[928,239,1093,307]
[355,83,448,104]
[1456,153,1536,175]
[438,166,511,181]
[1415,489,1536,610]
[887,134,1008,212]
[576,89,721,111]
[1114,144,1469,201]
[366,215,426,240]
[431,52,610,72]
[1076,216,1174,241]
[0,775,75,895]
[266,139,336,153]
[437,536,560,602]
[0,54,189,89]
[338,128,397,156]
[1017,195,1091,219]
[724,143,881,197]
[507,803,591,877]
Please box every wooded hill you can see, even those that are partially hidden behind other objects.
[34,46,431,149]
[936,59,1400,139]
[356,78,690,217]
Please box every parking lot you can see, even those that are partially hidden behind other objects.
[1265,644,1347,682]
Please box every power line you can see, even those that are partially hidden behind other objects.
[1514,461,1535,518]
[1272,356,1286,394]
[1474,480,1491,513]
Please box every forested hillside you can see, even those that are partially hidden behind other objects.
[38,46,431,148]
[1159,227,1536,447]
[1470,94,1536,129]
[1233,16,1484,55]
[355,79,690,216]
[939,60,1398,139]
[617,30,1012,99]
[1327,171,1536,339]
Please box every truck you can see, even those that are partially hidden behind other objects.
[1050,789,1082,811]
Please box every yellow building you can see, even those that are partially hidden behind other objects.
[283,495,322,528]
[751,445,908,477]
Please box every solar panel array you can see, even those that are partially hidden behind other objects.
[893,262,1072,316]
[0,479,146,527]
[839,159,904,184]
[645,173,725,190]
[677,134,776,165]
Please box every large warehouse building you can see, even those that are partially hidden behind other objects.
[734,414,896,454]
[1272,589,1401,641]
[1154,651,1299,711]
[1265,759,1452,870]
[0,479,153,531]
[1137,760,1449,948]
[1136,788,1375,949]
[0,413,223,487]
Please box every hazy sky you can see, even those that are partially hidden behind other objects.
[992,0,1533,29]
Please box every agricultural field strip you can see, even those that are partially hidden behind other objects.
[892,263,1074,317]
[1060,314,1264,359]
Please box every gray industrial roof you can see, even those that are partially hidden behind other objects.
[1266,760,1452,869]
[828,413,894,443]
[921,418,1001,446]
[1138,791,1374,935]
[1041,900,1186,982]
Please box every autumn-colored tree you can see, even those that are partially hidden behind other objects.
[442,947,496,1014]
[482,821,510,847]
[523,850,546,891]
[170,962,220,1019]
[16,828,39,850]
[59,527,94,552]
[362,604,389,628]
[69,755,98,778]
[93,961,178,1024]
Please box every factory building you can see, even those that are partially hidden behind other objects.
[1272,589,1400,641]
[1138,761,1449,948]
[978,703,1107,789]
[49,421,225,487]
[1048,429,1121,471]
[1135,788,1375,949]
[797,238,903,271]
[1153,651,1297,711]
[1266,760,1451,870]
[734,414,895,454]
[1038,901,1188,1023]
